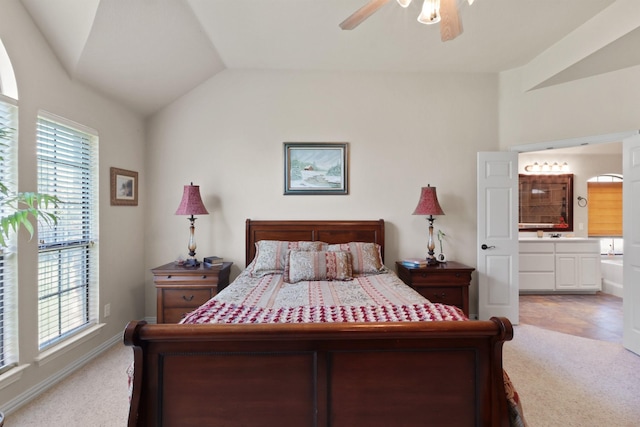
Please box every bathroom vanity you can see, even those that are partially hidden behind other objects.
[519,237,601,293]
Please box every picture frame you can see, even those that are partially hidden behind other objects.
[284,143,348,195]
[110,167,138,206]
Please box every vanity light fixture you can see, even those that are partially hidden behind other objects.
[523,161,569,173]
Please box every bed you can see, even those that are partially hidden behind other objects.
[124,219,521,426]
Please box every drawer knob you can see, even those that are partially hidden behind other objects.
[182,295,195,302]
[202,275,207,279]
[434,292,446,299]
[167,275,172,279]
[420,273,427,278]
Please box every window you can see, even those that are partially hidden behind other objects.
[587,174,623,255]
[37,114,98,349]
[0,97,17,370]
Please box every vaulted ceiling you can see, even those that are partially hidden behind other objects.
[19,0,639,117]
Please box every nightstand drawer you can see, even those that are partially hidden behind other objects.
[154,274,218,285]
[414,286,463,307]
[410,270,471,285]
[162,288,213,308]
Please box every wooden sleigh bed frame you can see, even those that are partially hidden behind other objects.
[124,219,514,426]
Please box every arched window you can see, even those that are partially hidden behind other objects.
[0,39,18,100]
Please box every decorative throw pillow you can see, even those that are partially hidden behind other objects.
[285,250,353,283]
[249,240,328,277]
[327,242,383,274]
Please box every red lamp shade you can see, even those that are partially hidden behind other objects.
[175,183,209,216]
[412,185,445,216]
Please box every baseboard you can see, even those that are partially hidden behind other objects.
[602,279,623,298]
[2,332,122,415]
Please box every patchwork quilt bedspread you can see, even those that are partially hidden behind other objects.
[181,268,466,324]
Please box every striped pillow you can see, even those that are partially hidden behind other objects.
[284,250,353,283]
[327,242,383,274]
[249,240,328,277]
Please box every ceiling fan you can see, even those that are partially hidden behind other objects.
[340,0,474,42]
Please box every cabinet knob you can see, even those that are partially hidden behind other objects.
[182,295,194,302]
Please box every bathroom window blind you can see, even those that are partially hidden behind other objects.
[36,114,99,349]
[587,182,622,237]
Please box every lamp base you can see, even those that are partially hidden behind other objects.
[183,258,200,267]
[426,256,438,266]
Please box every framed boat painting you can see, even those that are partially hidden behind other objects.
[284,142,349,195]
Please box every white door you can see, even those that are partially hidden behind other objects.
[623,133,640,355]
[477,152,519,322]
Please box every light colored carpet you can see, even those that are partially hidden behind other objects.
[7,343,132,426]
[504,324,640,427]
[4,324,640,426]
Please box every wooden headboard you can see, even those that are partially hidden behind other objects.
[245,219,385,266]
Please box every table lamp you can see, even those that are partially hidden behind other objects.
[412,184,445,265]
[175,182,208,267]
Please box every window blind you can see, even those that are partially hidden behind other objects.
[37,115,98,349]
[0,98,17,371]
[587,182,622,237]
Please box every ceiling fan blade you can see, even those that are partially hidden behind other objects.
[340,0,392,30]
[439,0,463,41]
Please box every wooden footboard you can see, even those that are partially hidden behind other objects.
[124,318,513,427]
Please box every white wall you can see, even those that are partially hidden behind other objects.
[499,65,640,147]
[0,0,146,410]
[146,69,499,318]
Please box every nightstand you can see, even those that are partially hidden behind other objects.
[152,261,232,323]
[395,261,474,317]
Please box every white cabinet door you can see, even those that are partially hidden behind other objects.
[556,253,601,291]
[555,254,578,290]
[578,254,601,290]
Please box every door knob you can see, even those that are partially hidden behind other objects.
[481,244,495,250]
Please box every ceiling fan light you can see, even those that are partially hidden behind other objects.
[397,0,412,7]
[417,0,440,25]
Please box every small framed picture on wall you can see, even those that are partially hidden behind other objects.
[283,142,349,195]
[110,167,138,206]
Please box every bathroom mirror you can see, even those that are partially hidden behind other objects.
[519,174,573,232]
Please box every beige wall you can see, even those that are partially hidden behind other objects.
[146,70,500,319]
[0,0,146,410]
[499,65,640,147]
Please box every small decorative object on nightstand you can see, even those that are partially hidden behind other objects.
[153,261,232,323]
[396,261,474,317]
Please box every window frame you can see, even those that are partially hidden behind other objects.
[0,96,18,372]
[36,113,99,350]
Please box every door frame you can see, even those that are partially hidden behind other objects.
[487,130,638,349]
